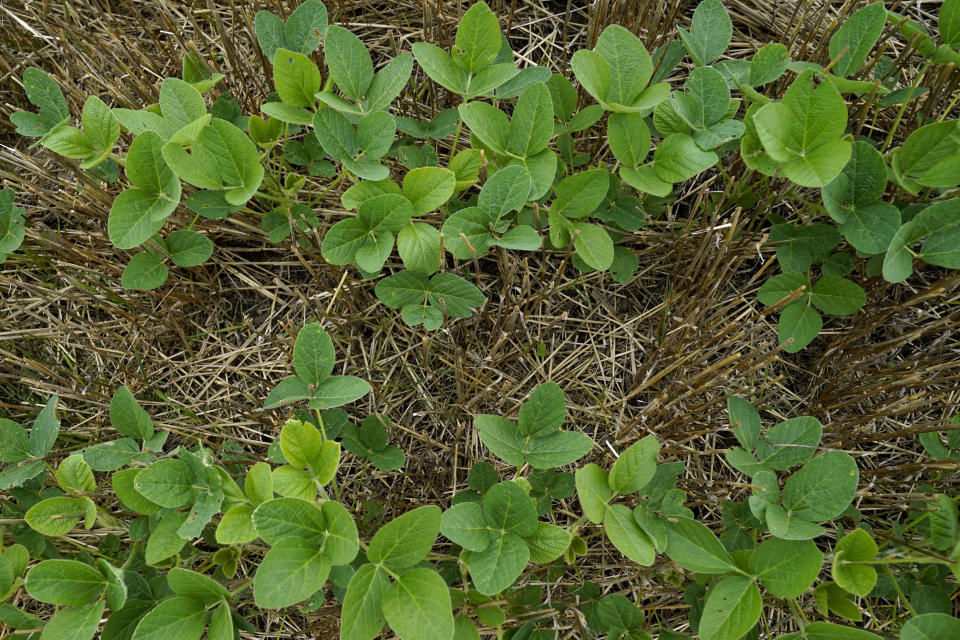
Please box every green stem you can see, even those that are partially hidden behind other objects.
[882,61,931,153]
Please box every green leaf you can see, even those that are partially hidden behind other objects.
[884,199,960,282]
[165,230,213,267]
[608,112,651,166]
[167,567,230,606]
[929,493,958,551]
[749,537,823,598]
[474,415,523,467]
[450,1,501,73]
[365,53,413,112]
[517,382,565,437]
[206,603,233,640]
[109,132,181,249]
[898,121,960,187]
[609,435,659,495]
[216,504,257,544]
[750,43,790,86]
[832,529,878,596]
[367,505,442,569]
[674,65,730,128]
[427,272,485,318]
[0,189,26,259]
[110,386,153,440]
[782,450,859,521]
[81,95,120,156]
[133,458,194,507]
[145,511,189,564]
[25,496,85,536]
[14,68,70,137]
[254,536,331,608]
[309,376,371,410]
[280,418,323,469]
[470,531,529,594]
[292,322,335,384]
[571,49,611,106]
[56,454,96,493]
[441,502,491,552]
[678,0,733,66]
[493,225,540,251]
[26,560,106,605]
[131,596,206,640]
[664,517,736,574]
[777,301,822,353]
[526,522,572,563]
[575,463,611,524]
[121,253,168,291]
[838,202,900,255]
[479,165,531,222]
[619,165,672,197]
[284,0,328,54]
[604,503,655,565]
[595,24,653,106]
[321,500,360,565]
[253,497,326,545]
[159,78,206,132]
[653,133,717,183]
[483,481,538,536]
[402,167,455,215]
[382,568,454,640]
[698,576,762,640]
[574,222,614,271]
[810,276,865,316]
[900,613,960,640]
[727,396,761,451]
[525,430,594,468]
[765,503,825,540]
[272,465,315,500]
[273,48,321,107]
[458,101,510,155]
[398,223,442,274]
[756,416,822,470]
[799,622,881,640]
[341,564,390,640]
[829,2,886,78]
[822,141,888,223]
[508,83,553,157]
[412,43,466,94]
[553,169,610,219]
[41,600,104,640]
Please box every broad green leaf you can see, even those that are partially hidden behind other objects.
[365,53,414,112]
[674,65,730,128]
[382,568,454,640]
[526,522,572,563]
[402,167,455,215]
[619,165,672,197]
[293,322,335,384]
[321,500,360,565]
[777,301,822,353]
[782,450,859,521]
[604,503,655,565]
[678,0,733,66]
[698,576,762,640]
[263,375,311,409]
[664,517,736,574]
[884,199,960,282]
[832,528,877,596]
[468,62,520,98]
[782,138,853,187]
[273,48,321,107]
[483,481,537,536]
[261,101,313,124]
[493,225,541,250]
[309,375,372,410]
[478,165,531,222]
[375,269,431,309]
[280,417,323,469]
[25,497,84,536]
[56,454,96,493]
[145,511,189,564]
[28,396,59,457]
[341,564,390,640]
[459,101,510,155]
[167,567,230,606]
[216,504,257,544]
[508,83,553,157]
[749,537,823,598]
[253,497,326,545]
[757,272,810,306]
[322,218,367,265]
[900,613,960,640]
[41,600,104,640]
[207,603,233,640]
[133,458,194,507]
[254,537,331,608]
[750,43,790,86]
[653,133,717,182]
[450,148,483,190]
[131,596,206,640]
[398,223,442,274]
[609,435,659,495]
[575,463,611,524]
[607,112,651,166]
[452,1,501,73]
[765,503,825,540]
[838,202,901,255]
[272,465,315,500]
[367,505,442,569]
[810,276,865,316]
[571,49,611,106]
[13,67,70,137]
[358,111,397,159]
[109,132,181,249]
[121,253,168,291]
[595,24,653,106]
[822,141,888,223]
[829,2,887,78]
[930,493,958,551]
[0,189,26,258]
[756,415,822,470]
[342,179,402,210]
[727,396,761,451]
[25,560,106,605]
[166,229,212,267]
[113,468,162,514]
[800,622,881,640]
[470,531,529,594]
[325,25,373,101]
[574,222,614,271]
[441,502,492,552]
[110,386,153,440]
[80,95,120,155]
[284,0,328,54]
[412,43,466,94]
[427,272,485,318]
[159,78,206,131]
[518,382,565,437]
[524,430,594,468]
[553,169,610,219]
[401,304,444,330]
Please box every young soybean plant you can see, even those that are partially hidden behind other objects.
[0,189,26,263]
